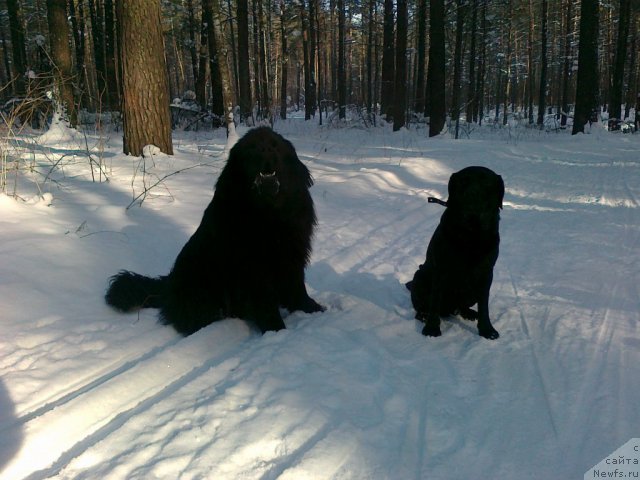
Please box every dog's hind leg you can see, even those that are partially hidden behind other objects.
[421,314,442,337]
[458,307,478,320]
[421,285,443,337]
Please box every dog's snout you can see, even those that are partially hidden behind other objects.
[254,172,280,196]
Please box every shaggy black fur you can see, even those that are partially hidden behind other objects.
[106,127,324,335]
[406,166,504,339]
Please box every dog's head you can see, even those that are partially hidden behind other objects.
[446,166,504,232]
[220,127,313,203]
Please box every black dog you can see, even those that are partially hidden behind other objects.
[106,127,324,335]
[407,166,504,339]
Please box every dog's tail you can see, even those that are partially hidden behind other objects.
[105,270,167,312]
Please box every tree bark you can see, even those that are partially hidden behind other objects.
[428,0,446,137]
[466,0,477,123]
[537,0,548,127]
[307,0,317,118]
[237,0,252,121]
[572,0,600,134]
[209,0,236,133]
[452,0,465,137]
[6,0,28,94]
[46,0,77,127]
[258,0,270,119]
[203,0,224,117]
[186,0,199,89]
[609,0,631,122]
[89,0,107,107]
[104,0,120,111]
[367,0,376,116]
[279,0,288,119]
[414,0,427,114]
[380,0,395,118]
[338,0,346,118]
[476,0,487,125]
[393,0,407,131]
[195,6,209,108]
[117,0,173,155]
[560,0,573,126]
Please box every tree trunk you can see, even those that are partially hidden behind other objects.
[307,0,317,118]
[466,0,477,123]
[428,0,446,136]
[476,0,487,125]
[89,0,107,107]
[623,23,636,120]
[380,0,394,118]
[0,23,10,89]
[393,0,407,131]
[609,0,631,122]
[104,0,120,111]
[195,6,209,108]
[527,0,535,124]
[279,0,288,119]
[208,0,236,133]
[366,0,375,116]
[226,0,240,104]
[452,0,465,137]
[46,0,77,127]
[258,0,270,119]
[6,0,28,94]
[572,0,600,134]
[414,0,427,113]
[252,0,262,117]
[560,0,573,126]
[117,0,173,155]
[237,0,252,121]
[537,0,548,127]
[316,5,324,124]
[337,0,346,118]
[203,0,224,117]
[68,0,87,108]
[186,0,199,89]
[300,0,311,119]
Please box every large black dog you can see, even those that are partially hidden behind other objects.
[407,166,504,339]
[106,127,324,335]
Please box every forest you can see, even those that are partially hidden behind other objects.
[1,0,639,152]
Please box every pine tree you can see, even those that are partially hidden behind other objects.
[117,0,173,155]
[572,0,600,134]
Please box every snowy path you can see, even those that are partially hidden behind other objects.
[1,124,639,479]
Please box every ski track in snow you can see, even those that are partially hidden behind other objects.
[1,123,639,479]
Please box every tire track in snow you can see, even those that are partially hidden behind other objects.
[3,321,253,480]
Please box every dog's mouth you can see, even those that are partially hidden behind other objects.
[253,172,280,196]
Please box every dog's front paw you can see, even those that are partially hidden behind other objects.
[292,296,325,314]
[304,298,326,313]
[422,324,442,337]
[478,325,500,340]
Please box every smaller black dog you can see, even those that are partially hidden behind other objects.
[407,166,504,339]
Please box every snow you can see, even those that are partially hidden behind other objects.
[1,119,639,479]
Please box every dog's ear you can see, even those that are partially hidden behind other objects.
[284,142,314,188]
[447,171,465,206]
[497,174,505,209]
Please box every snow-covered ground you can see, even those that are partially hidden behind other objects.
[1,118,639,479]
